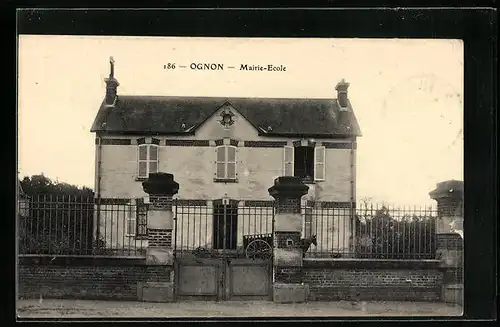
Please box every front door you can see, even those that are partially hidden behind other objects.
[213,203,238,250]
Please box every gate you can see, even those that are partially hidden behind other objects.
[173,199,274,301]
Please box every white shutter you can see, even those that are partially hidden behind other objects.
[126,203,136,236]
[138,145,148,178]
[149,145,159,174]
[283,146,294,176]
[215,146,226,179]
[314,146,326,181]
[226,146,237,179]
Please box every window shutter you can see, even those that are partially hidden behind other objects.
[283,146,294,176]
[226,146,237,179]
[126,203,136,236]
[216,146,225,179]
[314,146,326,181]
[149,145,159,174]
[138,145,148,178]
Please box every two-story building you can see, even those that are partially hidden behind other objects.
[90,59,361,256]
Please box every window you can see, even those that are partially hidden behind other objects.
[138,144,158,178]
[215,145,237,180]
[294,146,314,180]
[126,199,148,237]
[136,198,148,237]
[283,145,326,181]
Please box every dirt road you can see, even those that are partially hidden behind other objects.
[17,299,463,318]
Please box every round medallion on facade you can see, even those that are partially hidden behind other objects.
[219,109,235,127]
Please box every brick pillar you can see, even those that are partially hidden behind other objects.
[268,176,309,303]
[429,180,463,306]
[137,172,179,302]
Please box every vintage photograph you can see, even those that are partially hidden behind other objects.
[17,35,464,318]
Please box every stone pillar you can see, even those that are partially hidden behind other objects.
[137,172,179,302]
[268,176,309,303]
[429,180,464,306]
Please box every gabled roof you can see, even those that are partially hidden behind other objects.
[90,95,361,138]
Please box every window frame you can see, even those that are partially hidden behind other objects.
[125,204,137,237]
[137,143,159,179]
[283,144,327,182]
[215,145,238,181]
[126,199,149,238]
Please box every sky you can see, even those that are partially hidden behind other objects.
[18,36,463,206]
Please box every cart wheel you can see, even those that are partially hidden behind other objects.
[245,239,273,259]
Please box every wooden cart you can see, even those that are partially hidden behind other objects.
[243,233,273,259]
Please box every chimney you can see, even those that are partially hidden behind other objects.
[335,78,350,111]
[104,56,119,106]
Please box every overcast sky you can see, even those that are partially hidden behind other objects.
[18,36,463,206]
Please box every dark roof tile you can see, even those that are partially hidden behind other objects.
[90,95,361,138]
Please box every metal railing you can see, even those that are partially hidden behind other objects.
[18,196,437,260]
[173,201,274,258]
[304,203,437,259]
[17,195,147,256]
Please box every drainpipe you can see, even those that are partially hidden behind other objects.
[350,136,356,253]
[95,134,102,241]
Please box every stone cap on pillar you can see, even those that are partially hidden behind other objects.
[268,176,309,201]
[429,180,464,200]
[429,180,464,218]
[142,172,179,196]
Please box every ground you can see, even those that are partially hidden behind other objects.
[17,299,463,318]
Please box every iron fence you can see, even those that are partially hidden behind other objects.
[303,203,437,259]
[173,200,274,259]
[17,195,147,256]
[18,195,437,260]
[18,195,94,255]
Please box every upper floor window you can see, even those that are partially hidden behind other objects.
[215,145,237,180]
[138,144,158,178]
[284,145,325,182]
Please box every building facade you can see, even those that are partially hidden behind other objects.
[90,59,362,254]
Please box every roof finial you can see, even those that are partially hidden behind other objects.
[109,56,115,79]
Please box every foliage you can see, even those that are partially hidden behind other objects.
[19,174,94,197]
[354,205,436,259]
[18,174,98,255]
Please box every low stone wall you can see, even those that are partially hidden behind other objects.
[303,259,443,302]
[18,255,171,301]
[18,256,445,303]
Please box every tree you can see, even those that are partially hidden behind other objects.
[355,203,436,259]
[18,174,96,255]
[20,174,94,197]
